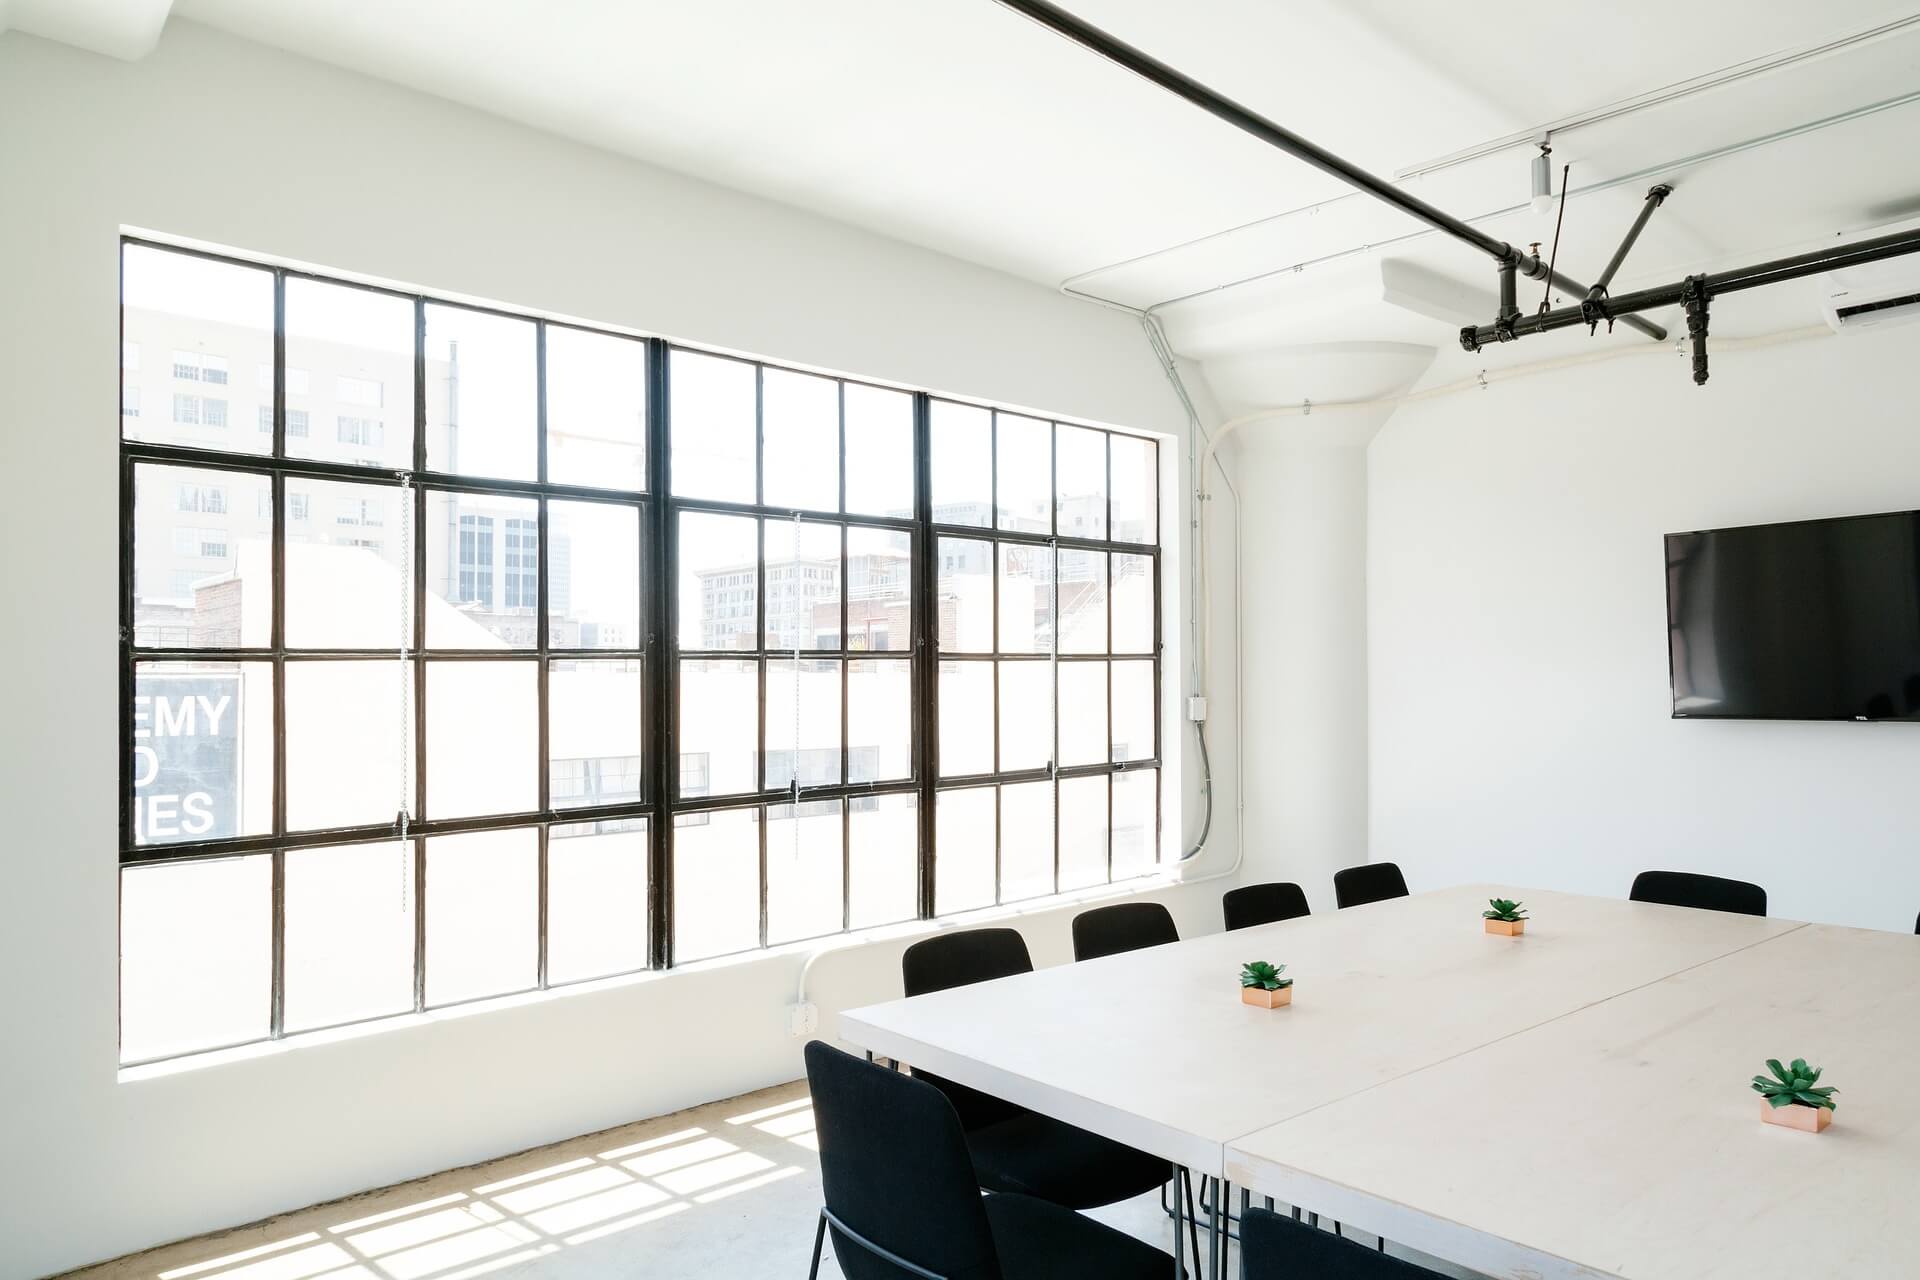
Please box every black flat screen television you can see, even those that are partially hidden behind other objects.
[1666,510,1920,721]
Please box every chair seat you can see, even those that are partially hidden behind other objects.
[985,1192,1172,1280]
[967,1110,1170,1209]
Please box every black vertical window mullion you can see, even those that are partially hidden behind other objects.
[268,271,288,1038]
[411,297,429,1014]
[648,338,675,970]
[911,394,937,921]
[534,323,551,989]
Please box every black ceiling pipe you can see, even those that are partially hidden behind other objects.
[990,0,1667,342]
[1461,223,1920,351]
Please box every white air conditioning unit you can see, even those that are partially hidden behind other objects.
[1822,223,1920,332]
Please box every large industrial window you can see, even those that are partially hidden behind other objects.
[118,238,1163,1064]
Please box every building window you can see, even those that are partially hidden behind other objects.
[117,237,1161,1063]
[458,514,495,609]
[174,394,227,427]
[173,350,227,383]
[504,517,537,610]
[123,386,140,418]
[175,482,228,514]
[337,415,383,447]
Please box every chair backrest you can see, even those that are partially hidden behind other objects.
[805,1040,1002,1280]
[1629,870,1766,917]
[1333,862,1409,909]
[1222,882,1311,931]
[900,928,1032,1131]
[903,927,1033,996]
[1241,1207,1442,1279]
[1072,901,1179,961]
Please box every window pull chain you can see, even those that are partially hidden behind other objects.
[396,473,414,910]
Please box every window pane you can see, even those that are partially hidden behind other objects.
[283,842,414,1032]
[425,304,537,481]
[286,277,413,470]
[762,367,839,512]
[674,807,760,961]
[425,827,538,1005]
[848,659,910,784]
[996,542,1051,654]
[678,512,758,652]
[550,659,642,809]
[1056,425,1107,540]
[133,660,274,846]
[1057,548,1107,655]
[1111,553,1154,654]
[845,383,913,518]
[938,661,992,777]
[122,244,272,454]
[846,526,910,652]
[548,818,648,984]
[1112,769,1159,879]
[550,500,640,649]
[427,660,538,820]
[133,463,271,648]
[767,799,844,945]
[1112,659,1155,763]
[997,661,1051,773]
[995,412,1051,534]
[1058,775,1109,892]
[936,536,993,653]
[999,780,1053,905]
[934,786,995,916]
[1058,660,1108,768]
[679,659,757,798]
[547,326,646,491]
[1111,433,1157,545]
[670,350,755,503]
[768,659,841,789]
[426,491,539,648]
[765,519,841,651]
[849,792,917,929]
[285,660,412,831]
[286,478,408,648]
[120,856,271,1062]
[930,400,990,527]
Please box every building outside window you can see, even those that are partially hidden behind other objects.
[115,238,1162,1065]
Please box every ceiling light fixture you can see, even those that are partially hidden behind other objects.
[1530,142,1555,216]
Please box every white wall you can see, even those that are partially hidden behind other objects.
[0,23,1240,1276]
[1370,328,1920,931]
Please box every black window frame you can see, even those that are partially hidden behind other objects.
[117,236,1163,1064]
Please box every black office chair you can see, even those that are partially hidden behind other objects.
[804,1040,1173,1280]
[1241,1207,1442,1279]
[901,929,1176,1215]
[1628,870,1766,917]
[1222,882,1311,932]
[1071,901,1179,961]
[1333,862,1409,909]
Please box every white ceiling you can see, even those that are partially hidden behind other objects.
[151,0,1920,362]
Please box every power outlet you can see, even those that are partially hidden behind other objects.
[788,1001,819,1038]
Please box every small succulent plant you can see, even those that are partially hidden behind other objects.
[1751,1058,1838,1111]
[1240,960,1292,991]
[1482,898,1529,922]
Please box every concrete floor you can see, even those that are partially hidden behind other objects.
[60,1078,1475,1280]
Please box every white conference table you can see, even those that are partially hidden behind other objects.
[1226,918,1920,1279]
[838,886,1810,1274]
